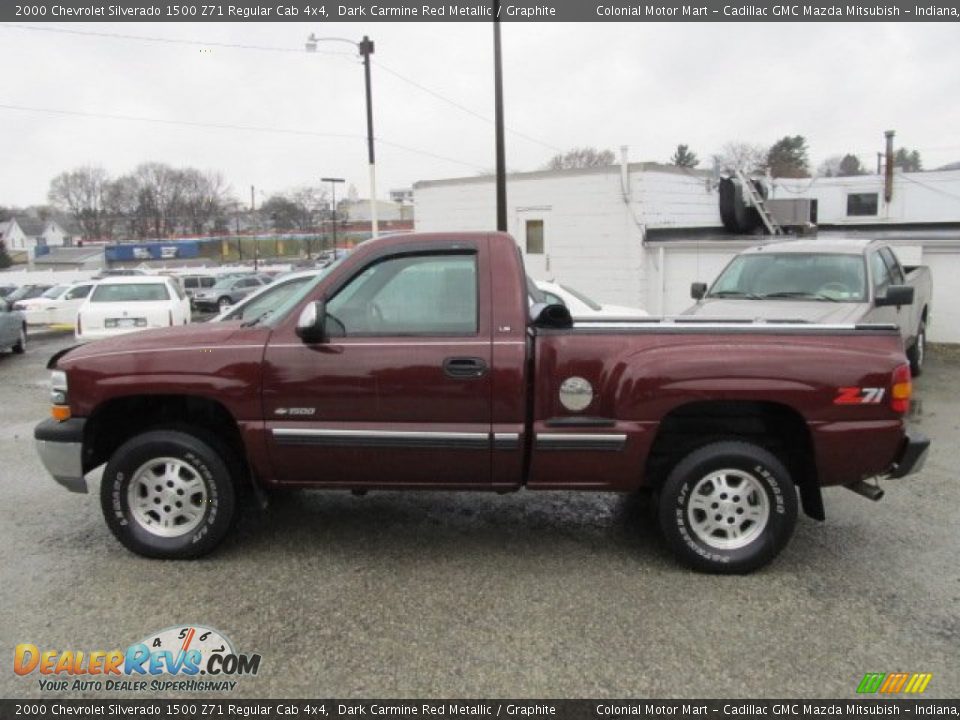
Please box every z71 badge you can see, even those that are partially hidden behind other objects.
[834,387,886,405]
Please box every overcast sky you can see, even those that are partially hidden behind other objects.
[1,21,959,208]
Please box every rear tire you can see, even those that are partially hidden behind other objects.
[657,440,798,574]
[908,321,925,377]
[12,325,25,354]
[100,429,237,559]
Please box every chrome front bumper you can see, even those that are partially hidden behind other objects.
[34,418,87,493]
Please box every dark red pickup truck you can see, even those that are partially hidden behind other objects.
[34,232,929,572]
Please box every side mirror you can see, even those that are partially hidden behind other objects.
[531,302,573,329]
[875,284,914,308]
[690,282,707,300]
[295,300,327,343]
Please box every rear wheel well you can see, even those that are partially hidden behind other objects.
[83,395,248,484]
[646,400,822,518]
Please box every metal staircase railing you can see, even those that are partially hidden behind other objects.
[735,169,782,235]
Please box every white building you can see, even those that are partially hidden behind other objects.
[341,198,412,222]
[0,217,75,258]
[415,161,720,316]
[772,169,960,227]
[415,161,960,343]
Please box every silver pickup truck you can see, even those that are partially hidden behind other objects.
[685,237,933,375]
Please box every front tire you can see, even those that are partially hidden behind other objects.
[908,321,925,377]
[658,441,798,573]
[12,325,26,354]
[101,429,237,559]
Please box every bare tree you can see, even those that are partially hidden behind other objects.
[131,162,184,237]
[817,155,844,178]
[712,142,768,175]
[544,147,615,170]
[261,187,328,231]
[47,166,111,240]
[176,170,234,235]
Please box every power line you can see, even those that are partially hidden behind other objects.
[0,102,488,172]
[1,22,563,154]
[372,61,563,152]
[895,172,960,202]
[1,22,351,56]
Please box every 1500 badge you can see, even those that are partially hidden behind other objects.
[274,408,316,416]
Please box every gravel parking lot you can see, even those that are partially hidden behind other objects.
[1,333,957,699]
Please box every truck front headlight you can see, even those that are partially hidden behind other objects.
[50,370,70,420]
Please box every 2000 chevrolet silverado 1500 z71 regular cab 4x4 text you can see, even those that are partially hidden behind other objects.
[34,232,930,573]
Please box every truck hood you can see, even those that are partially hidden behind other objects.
[60,321,258,364]
[683,298,869,324]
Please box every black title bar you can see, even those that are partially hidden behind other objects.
[3,0,960,21]
[2,699,960,719]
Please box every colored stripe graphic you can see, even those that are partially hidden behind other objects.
[904,674,933,694]
[857,673,885,694]
[858,672,932,694]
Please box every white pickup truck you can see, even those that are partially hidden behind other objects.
[686,237,933,375]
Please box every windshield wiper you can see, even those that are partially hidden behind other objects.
[760,291,839,302]
[707,290,763,299]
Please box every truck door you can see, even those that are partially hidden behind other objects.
[878,246,916,337]
[867,249,902,330]
[261,243,493,487]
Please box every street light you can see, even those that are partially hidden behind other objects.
[322,177,345,257]
[306,33,379,239]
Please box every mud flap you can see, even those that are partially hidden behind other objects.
[799,479,825,521]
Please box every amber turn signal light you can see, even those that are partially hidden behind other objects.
[51,405,71,422]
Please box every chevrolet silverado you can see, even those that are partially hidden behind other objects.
[34,232,929,572]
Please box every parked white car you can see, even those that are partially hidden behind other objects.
[17,282,96,326]
[76,276,190,341]
[535,280,648,319]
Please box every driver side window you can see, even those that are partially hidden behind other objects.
[327,253,478,336]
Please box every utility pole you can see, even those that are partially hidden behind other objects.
[359,36,378,239]
[884,130,895,204]
[250,185,258,270]
[306,34,378,239]
[492,6,507,232]
[322,177,345,259]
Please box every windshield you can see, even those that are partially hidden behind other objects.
[559,284,602,311]
[221,275,316,321]
[7,285,48,302]
[709,253,867,302]
[91,283,170,302]
[263,258,346,327]
[41,285,68,299]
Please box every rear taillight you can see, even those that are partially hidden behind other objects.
[891,363,912,414]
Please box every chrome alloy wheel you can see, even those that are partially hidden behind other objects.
[686,468,770,550]
[127,456,209,537]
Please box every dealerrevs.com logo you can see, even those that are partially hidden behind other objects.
[14,624,262,693]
